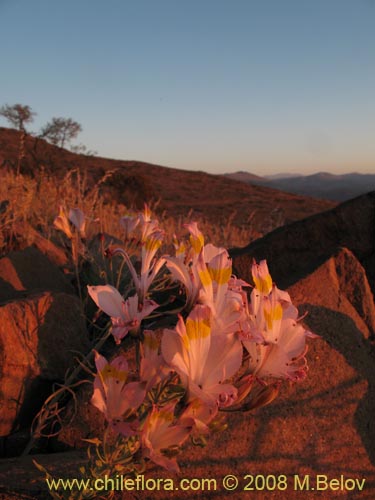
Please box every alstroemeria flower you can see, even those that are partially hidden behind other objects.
[172,234,187,261]
[54,206,88,239]
[185,221,204,255]
[68,208,86,238]
[179,398,218,438]
[110,215,166,304]
[141,229,166,288]
[138,204,160,242]
[165,224,210,310]
[141,403,191,473]
[87,285,159,343]
[196,247,246,336]
[252,259,273,295]
[140,330,170,390]
[161,304,243,408]
[164,255,200,309]
[53,206,73,239]
[243,264,317,381]
[120,213,140,240]
[243,317,315,381]
[91,351,146,435]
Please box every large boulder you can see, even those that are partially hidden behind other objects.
[11,221,69,268]
[0,246,74,304]
[0,291,90,438]
[231,191,375,296]
[287,247,375,338]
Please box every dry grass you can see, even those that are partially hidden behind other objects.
[0,167,259,257]
[0,128,336,256]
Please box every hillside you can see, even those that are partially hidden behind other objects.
[0,127,334,236]
[225,170,375,201]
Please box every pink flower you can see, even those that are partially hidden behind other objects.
[141,403,191,473]
[53,206,86,238]
[243,280,317,381]
[185,221,204,255]
[68,208,86,238]
[87,285,159,343]
[120,213,140,240]
[53,206,73,239]
[140,330,170,390]
[252,259,273,295]
[244,317,315,381]
[161,305,243,409]
[196,248,245,335]
[91,351,145,435]
[110,224,165,304]
[179,399,218,437]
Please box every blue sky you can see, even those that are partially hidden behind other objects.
[1,0,374,175]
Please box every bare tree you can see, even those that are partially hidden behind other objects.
[0,103,36,131]
[40,117,82,149]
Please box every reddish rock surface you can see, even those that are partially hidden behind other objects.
[0,246,74,304]
[11,221,69,269]
[231,191,375,297]
[0,291,89,438]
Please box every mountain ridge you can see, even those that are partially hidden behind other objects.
[224,170,375,201]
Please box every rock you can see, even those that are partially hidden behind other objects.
[0,292,90,438]
[12,221,69,268]
[231,191,375,295]
[288,247,375,338]
[0,246,74,304]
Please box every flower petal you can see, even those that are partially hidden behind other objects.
[87,285,125,318]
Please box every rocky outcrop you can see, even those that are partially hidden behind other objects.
[288,247,375,338]
[0,246,73,304]
[11,221,69,268]
[0,292,90,437]
[231,191,375,296]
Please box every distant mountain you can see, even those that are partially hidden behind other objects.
[265,173,303,180]
[225,170,375,201]
[222,171,265,183]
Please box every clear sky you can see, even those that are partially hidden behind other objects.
[1,0,374,175]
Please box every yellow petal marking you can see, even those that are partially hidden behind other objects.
[100,364,128,383]
[208,266,232,285]
[144,333,159,351]
[190,235,204,254]
[198,268,212,287]
[186,317,211,341]
[253,274,272,295]
[145,236,162,252]
[264,303,283,330]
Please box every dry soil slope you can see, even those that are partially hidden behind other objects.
[0,127,334,232]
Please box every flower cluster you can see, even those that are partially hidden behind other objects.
[86,205,316,474]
